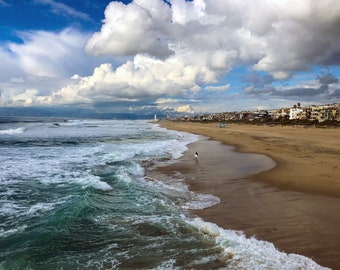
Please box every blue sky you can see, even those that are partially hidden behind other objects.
[0,0,339,117]
[0,1,110,41]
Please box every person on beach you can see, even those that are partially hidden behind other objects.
[194,152,198,160]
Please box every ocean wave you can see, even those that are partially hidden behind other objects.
[0,225,27,238]
[0,198,68,220]
[183,193,221,210]
[2,119,329,269]
[1,202,25,215]
[74,174,113,191]
[143,173,221,212]
[187,217,330,270]
[27,202,57,216]
[0,127,25,135]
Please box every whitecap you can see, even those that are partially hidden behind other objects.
[187,217,330,270]
[1,202,24,215]
[0,127,25,135]
[27,202,56,216]
[154,259,177,270]
[73,174,112,191]
[0,225,27,238]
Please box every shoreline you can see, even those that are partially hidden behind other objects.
[159,121,340,197]
[157,121,340,269]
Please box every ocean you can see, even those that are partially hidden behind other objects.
[0,118,328,269]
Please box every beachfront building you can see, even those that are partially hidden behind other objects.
[289,107,303,120]
[324,108,336,121]
[253,110,269,120]
[276,108,290,119]
[239,111,252,120]
[310,107,320,121]
[300,107,312,120]
[225,111,239,120]
[267,110,279,119]
[336,105,340,121]
[308,104,339,122]
[171,103,339,123]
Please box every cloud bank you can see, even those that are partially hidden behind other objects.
[1,0,339,114]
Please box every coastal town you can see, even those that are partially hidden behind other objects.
[169,103,340,125]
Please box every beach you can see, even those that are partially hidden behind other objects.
[158,121,340,269]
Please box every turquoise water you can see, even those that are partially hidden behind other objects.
[0,119,328,269]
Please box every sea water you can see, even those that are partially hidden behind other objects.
[0,118,328,269]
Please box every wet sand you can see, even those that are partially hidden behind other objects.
[158,121,340,269]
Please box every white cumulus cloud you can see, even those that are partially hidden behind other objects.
[9,28,91,78]
[176,104,194,113]
[41,54,214,105]
[85,0,173,58]
[205,83,230,91]
[1,0,339,112]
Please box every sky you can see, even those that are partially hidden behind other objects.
[0,0,340,117]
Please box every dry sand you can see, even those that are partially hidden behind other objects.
[157,121,340,269]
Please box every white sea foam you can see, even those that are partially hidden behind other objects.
[27,202,57,216]
[110,161,145,185]
[187,217,330,270]
[101,140,179,163]
[0,225,27,238]
[1,202,25,215]
[74,174,112,191]
[143,174,220,212]
[0,127,24,135]
[154,259,177,269]
[183,193,221,210]
[1,119,331,269]
[114,167,134,184]
[90,180,113,191]
[1,197,68,221]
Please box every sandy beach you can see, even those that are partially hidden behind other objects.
[158,121,340,269]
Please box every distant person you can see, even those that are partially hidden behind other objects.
[194,152,198,160]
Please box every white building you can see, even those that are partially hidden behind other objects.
[289,108,303,119]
